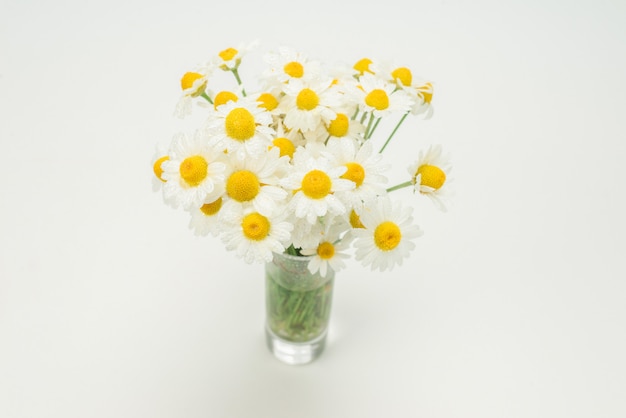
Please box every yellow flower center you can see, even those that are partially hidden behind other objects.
[317,241,335,260]
[365,89,389,110]
[180,72,206,96]
[257,93,278,111]
[225,108,256,141]
[226,170,260,202]
[327,113,349,137]
[200,197,222,216]
[301,169,331,199]
[374,221,402,251]
[180,72,202,90]
[341,162,365,187]
[153,156,169,182]
[214,91,238,109]
[284,61,304,78]
[417,164,446,190]
[179,155,208,187]
[296,88,319,111]
[242,212,270,241]
[354,58,373,75]
[419,82,433,104]
[272,137,295,159]
[219,47,238,61]
[349,210,365,229]
[391,67,413,86]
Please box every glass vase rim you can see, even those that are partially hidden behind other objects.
[273,251,313,261]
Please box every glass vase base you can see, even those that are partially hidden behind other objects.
[265,324,327,365]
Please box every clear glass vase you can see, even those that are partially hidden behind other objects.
[265,251,335,365]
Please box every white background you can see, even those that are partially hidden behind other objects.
[1,0,625,417]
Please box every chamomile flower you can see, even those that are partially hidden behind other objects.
[151,142,170,192]
[204,98,275,157]
[371,60,414,88]
[325,112,365,143]
[374,61,434,118]
[211,89,241,110]
[161,131,227,210]
[269,120,306,162]
[300,218,351,277]
[409,80,434,118]
[350,73,414,118]
[353,57,375,76]
[325,138,389,211]
[349,207,367,230]
[262,46,322,86]
[408,145,452,211]
[213,40,260,70]
[292,104,362,145]
[174,63,215,118]
[328,62,363,90]
[298,121,331,144]
[352,196,423,272]
[255,88,284,118]
[280,147,355,224]
[220,207,293,264]
[188,196,225,237]
[221,146,289,217]
[289,216,325,249]
[278,78,342,134]
[290,141,331,171]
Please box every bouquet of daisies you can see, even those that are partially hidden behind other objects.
[152,41,452,276]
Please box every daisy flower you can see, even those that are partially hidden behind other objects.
[211,89,241,110]
[324,112,365,143]
[373,60,434,118]
[151,142,170,192]
[269,120,306,162]
[409,80,434,118]
[300,218,351,277]
[290,140,330,168]
[288,210,349,250]
[220,206,293,264]
[352,196,423,272]
[295,122,329,144]
[327,61,362,88]
[188,196,225,237]
[262,46,322,86]
[408,144,452,211]
[280,146,355,224]
[289,216,325,250]
[350,73,414,119]
[204,98,275,157]
[221,146,289,218]
[371,60,413,88]
[255,87,284,118]
[161,131,227,210]
[278,78,342,134]
[325,138,389,211]
[174,63,215,118]
[213,40,260,71]
[352,57,375,76]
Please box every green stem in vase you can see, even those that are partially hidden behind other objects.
[266,261,334,343]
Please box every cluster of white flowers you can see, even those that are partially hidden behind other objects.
[152,41,452,275]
